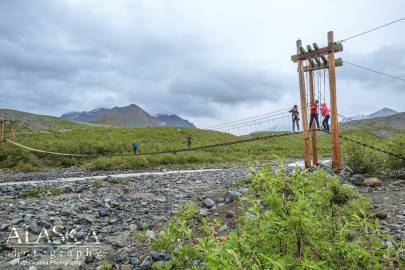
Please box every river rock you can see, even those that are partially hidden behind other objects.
[98,208,110,217]
[146,230,156,240]
[140,256,152,270]
[374,209,387,219]
[226,210,235,218]
[203,198,215,209]
[223,191,240,203]
[28,220,40,234]
[363,177,382,187]
[151,251,170,262]
[348,174,365,186]
[0,223,10,231]
[85,254,95,264]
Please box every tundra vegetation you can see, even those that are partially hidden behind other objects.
[151,167,404,269]
[1,124,404,173]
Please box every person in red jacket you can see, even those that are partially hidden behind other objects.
[321,102,331,132]
[309,100,320,130]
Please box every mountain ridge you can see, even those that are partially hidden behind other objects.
[155,114,195,128]
[61,104,195,128]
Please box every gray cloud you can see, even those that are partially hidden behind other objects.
[339,46,405,90]
[169,67,283,105]
[0,0,404,127]
[0,0,288,120]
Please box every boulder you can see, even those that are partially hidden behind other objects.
[146,230,156,240]
[28,220,40,234]
[0,223,10,231]
[374,209,387,219]
[223,191,240,203]
[348,174,365,186]
[85,254,95,264]
[226,210,235,218]
[202,198,215,209]
[363,177,382,187]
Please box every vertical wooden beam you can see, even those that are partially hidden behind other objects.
[10,118,15,143]
[0,117,4,143]
[308,71,318,166]
[296,40,311,168]
[327,31,341,171]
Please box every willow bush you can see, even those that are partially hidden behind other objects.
[151,167,404,269]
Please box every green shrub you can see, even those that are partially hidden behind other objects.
[343,144,385,175]
[152,167,403,269]
[99,258,112,270]
[385,135,405,175]
[19,187,61,198]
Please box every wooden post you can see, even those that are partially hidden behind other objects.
[296,40,311,168]
[0,117,4,143]
[10,118,15,143]
[327,31,341,171]
[308,71,318,166]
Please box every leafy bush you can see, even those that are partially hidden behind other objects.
[343,134,405,176]
[152,167,403,269]
[343,144,385,175]
[385,135,405,175]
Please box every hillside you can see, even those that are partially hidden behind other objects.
[341,112,405,137]
[155,114,196,128]
[61,104,160,127]
[0,109,83,130]
[367,107,398,119]
[345,107,398,122]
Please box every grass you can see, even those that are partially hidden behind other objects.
[19,187,61,198]
[1,123,404,172]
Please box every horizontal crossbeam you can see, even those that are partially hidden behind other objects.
[302,58,343,72]
[291,43,343,62]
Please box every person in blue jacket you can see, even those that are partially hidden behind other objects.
[132,143,139,154]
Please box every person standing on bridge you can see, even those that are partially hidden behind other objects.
[309,100,320,130]
[289,105,300,132]
[321,102,330,132]
[187,134,192,149]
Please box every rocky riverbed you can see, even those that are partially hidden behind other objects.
[0,165,249,269]
[0,163,404,269]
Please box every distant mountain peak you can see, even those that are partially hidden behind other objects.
[61,104,196,128]
[155,114,195,128]
[367,107,398,119]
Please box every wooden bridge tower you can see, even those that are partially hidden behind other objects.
[291,31,343,171]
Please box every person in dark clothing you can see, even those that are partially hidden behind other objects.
[187,134,192,149]
[321,102,331,132]
[132,143,139,154]
[289,105,300,132]
[309,100,320,130]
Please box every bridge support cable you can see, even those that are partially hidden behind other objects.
[7,132,301,159]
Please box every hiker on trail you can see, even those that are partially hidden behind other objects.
[187,134,192,149]
[321,102,331,132]
[309,100,320,130]
[289,105,300,132]
[132,143,139,154]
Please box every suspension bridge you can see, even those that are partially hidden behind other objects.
[1,17,405,169]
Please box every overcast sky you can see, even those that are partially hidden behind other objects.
[0,0,404,127]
